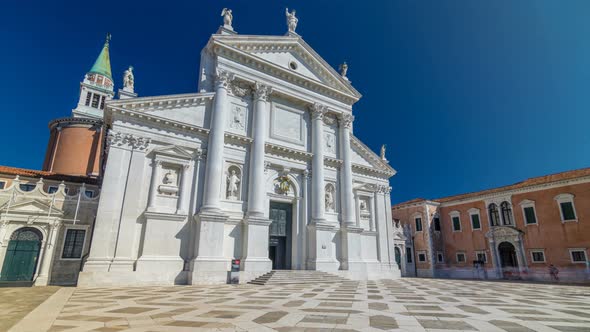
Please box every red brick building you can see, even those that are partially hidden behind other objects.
[392,167,590,282]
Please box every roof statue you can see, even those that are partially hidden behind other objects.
[380,144,387,161]
[339,62,349,80]
[286,8,298,34]
[89,33,112,80]
[221,8,233,30]
[123,66,134,93]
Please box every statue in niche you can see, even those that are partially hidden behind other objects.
[380,144,387,161]
[123,66,134,92]
[162,170,177,186]
[226,169,241,200]
[285,8,298,33]
[360,199,368,211]
[325,186,335,211]
[221,8,233,29]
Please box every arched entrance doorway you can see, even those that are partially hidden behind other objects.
[394,247,402,270]
[0,227,43,281]
[498,241,518,278]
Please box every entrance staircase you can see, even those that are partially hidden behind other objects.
[248,270,350,285]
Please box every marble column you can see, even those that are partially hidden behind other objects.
[369,194,376,231]
[201,70,232,213]
[246,83,272,218]
[242,83,272,279]
[310,103,327,224]
[191,70,232,284]
[338,114,355,226]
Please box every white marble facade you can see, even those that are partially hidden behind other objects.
[78,17,399,285]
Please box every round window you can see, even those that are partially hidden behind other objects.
[289,61,298,70]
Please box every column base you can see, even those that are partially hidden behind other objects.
[189,257,229,284]
[109,258,135,272]
[81,258,112,272]
[136,256,184,273]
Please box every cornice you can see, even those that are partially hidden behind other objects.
[439,176,590,207]
[107,92,215,113]
[108,107,210,137]
[350,136,396,176]
[224,133,253,144]
[48,117,102,130]
[265,143,312,161]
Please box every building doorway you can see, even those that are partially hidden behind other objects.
[269,202,292,270]
[394,247,402,270]
[0,228,43,281]
[498,241,518,278]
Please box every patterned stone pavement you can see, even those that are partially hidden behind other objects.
[43,278,590,331]
[0,286,60,331]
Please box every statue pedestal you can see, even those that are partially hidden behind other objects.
[118,88,137,99]
[216,26,237,35]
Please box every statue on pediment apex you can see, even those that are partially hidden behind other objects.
[286,8,298,34]
[221,8,233,30]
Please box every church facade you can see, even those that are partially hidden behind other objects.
[78,11,399,285]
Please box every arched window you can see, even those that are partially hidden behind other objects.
[489,203,500,226]
[501,201,513,225]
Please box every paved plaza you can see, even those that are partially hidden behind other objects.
[8,278,590,332]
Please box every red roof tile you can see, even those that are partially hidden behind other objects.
[0,165,99,185]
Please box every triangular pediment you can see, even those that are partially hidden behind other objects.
[350,136,396,176]
[213,35,361,100]
[1,199,64,216]
[150,145,193,159]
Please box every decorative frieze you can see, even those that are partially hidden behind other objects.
[107,131,150,150]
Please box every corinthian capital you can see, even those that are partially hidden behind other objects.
[338,113,354,129]
[253,82,272,101]
[309,103,327,120]
[214,69,235,90]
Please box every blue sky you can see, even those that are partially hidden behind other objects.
[0,1,589,204]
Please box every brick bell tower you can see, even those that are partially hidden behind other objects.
[42,34,115,177]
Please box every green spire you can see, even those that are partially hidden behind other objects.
[89,33,112,80]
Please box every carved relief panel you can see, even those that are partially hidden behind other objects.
[227,103,248,135]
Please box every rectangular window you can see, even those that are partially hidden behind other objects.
[475,251,487,263]
[524,207,537,224]
[415,218,423,232]
[62,229,86,259]
[85,190,94,198]
[19,183,36,192]
[436,252,444,263]
[531,250,545,263]
[470,214,481,230]
[85,92,92,106]
[452,216,461,231]
[418,252,427,262]
[91,94,100,108]
[100,95,106,110]
[0,181,5,190]
[433,217,441,231]
[560,202,576,221]
[406,248,412,263]
[456,252,466,263]
[47,186,58,194]
[570,250,587,263]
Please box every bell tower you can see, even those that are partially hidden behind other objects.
[72,34,115,119]
[42,35,114,177]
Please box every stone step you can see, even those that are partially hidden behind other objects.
[248,270,350,285]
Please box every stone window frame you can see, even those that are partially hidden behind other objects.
[456,251,467,263]
[59,225,90,261]
[432,215,441,232]
[412,212,423,233]
[519,199,539,226]
[467,208,481,231]
[569,248,587,263]
[450,211,462,232]
[475,250,487,263]
[530,249,546,263]
[555,193,578,223]
[417,250,427,262]
[436,251,444,263]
